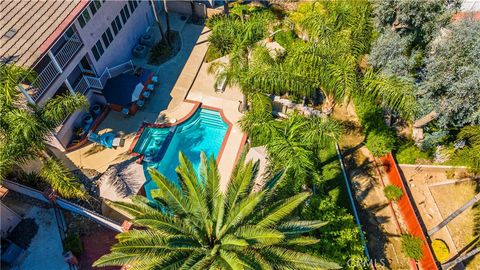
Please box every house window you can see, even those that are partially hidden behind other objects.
[102,28,114,48]
[102,32,110,48]
[89,1,98,15]
[124,5,130,20]
[94,0,102,9]
[78,9,91,28]
[128,0,135,13]
[115,16,122,32]
[96,40,104,55]
[111,20,118,35]
[111,16,122,35]
[106,28,113,43]
[120,6,128,24]
[92,46,100,61]
[91,40,104,61]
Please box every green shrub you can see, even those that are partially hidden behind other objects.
[401,234,424,261]
[365,129,396,157]
[149,42,171,64]
[396,141,432,164]
[432,239,450,263]
[64,233,83,256]
[383,185,403,201]
[205,45,223,63]
[273,29,296,49]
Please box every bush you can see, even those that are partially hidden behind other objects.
[205,45,223,63]
[383,185,403,201]
[432,239,450,263]
[149,42,171,64]
[64,233,83,256]
[365,129,396,157]
[396,141,432,164]
[401,234,424,261]
[273,29,296,49]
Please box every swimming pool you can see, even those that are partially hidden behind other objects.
[132,108,229,200]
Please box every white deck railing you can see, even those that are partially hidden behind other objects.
[73,60,134,93]
[30,62,61,101]
[54,32,83,69]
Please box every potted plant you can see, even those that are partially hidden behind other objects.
[91,104,102,115]
[83,114,93,125]
[74,127,85,137]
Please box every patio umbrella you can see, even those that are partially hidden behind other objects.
[131,83,144,102]
[98,158,146,202]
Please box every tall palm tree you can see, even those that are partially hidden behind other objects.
[94,152,341,269]
[0,63,88,199]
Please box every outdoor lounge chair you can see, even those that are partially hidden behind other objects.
[88,132,121,148]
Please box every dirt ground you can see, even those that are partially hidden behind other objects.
[399,165,480,269]
[333,103,411,269]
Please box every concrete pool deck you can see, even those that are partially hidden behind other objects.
[65,22,246,192]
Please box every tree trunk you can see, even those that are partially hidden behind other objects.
[224,0,229,14]
[413,110,439,143]
[321,93,335,115]
[428,192,480,236]
[240,93,248,113]
[163,0,171,47]
[151,0,167,45]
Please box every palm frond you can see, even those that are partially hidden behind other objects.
[40,157,86,199]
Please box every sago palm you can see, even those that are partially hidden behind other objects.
[94,152,340,270]
[0,63,88,199]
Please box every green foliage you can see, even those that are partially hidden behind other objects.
[401,234,424,261]
[204,45,222,63]
[64,233,83,256]
[395,141,432,164]
[94,152,340,269]
[149,42,171,64]
[365,129,396,157]
[40,158,87,199]
[444,126,480,172]
[354,97,397,157]
[383,185,403,201]
[206,10,274,57]
[418,19,480,129]
[0,64,88,199]
[372,0,460,46]
[273,29,296,49]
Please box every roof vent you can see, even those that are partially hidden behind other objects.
[3,29,17,39]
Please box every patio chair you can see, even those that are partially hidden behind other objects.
[137,99,145,109]
[147,83,155,91]
[152,76,159,84]
[142,90,151,99]
[122,107,130,118]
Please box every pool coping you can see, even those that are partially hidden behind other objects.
[128,99,245,166]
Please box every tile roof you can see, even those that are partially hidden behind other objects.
[0,0,87,68]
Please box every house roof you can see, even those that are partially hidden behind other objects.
[0,0,88,68]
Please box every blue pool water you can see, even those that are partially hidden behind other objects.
[133,109,229,200]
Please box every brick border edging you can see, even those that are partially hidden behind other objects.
[380,153,439,270]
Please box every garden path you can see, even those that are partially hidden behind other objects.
[333,103,411,269]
